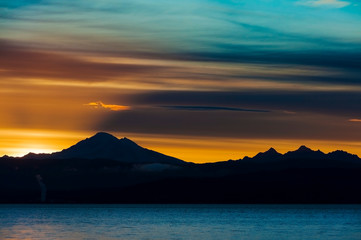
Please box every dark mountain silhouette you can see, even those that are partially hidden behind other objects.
[23,132,184,165]
[246,147,283,162]
[284,145,325,159]
[1,132,361,203]
[327,150,361,163]
[235,145,361,169]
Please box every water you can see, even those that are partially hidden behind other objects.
[1,204,361,240]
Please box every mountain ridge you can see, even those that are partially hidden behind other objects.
[3,132,361,166]
[21,132,184,165]
[1,132,361,203]
[239,145,360,165]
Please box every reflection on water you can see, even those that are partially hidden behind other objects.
[1,204,361,240]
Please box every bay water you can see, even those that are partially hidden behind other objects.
[1,204,360,240]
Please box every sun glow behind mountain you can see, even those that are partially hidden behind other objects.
[2,129,361,163]
[9,147,54,157]
[0,129,85,157]
[1,1,361,162]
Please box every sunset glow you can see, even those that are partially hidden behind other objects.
[1,128,361,163]
[1,0,361,162]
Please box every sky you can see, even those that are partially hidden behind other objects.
[1,0,361,162]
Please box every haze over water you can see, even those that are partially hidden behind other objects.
[1,204,361,240]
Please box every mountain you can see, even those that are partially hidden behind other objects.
[1,138,361,203]
[19,138,361,168]
[327,150,360,162]
[284,145,325,159]
[19,134,361,166]
[249,147,283,162]
[237,145,361,168]
[24,132,184,165]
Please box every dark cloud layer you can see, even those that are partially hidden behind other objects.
[184,49,361,72]
[132,90,361,117]
[2,38,360,88]
[95,107,361,141]
[161,106,269,113]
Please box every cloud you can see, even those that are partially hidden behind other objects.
[297,0,351,8]
[349,119,361,122]
[133,90,361,117]
[0,40,168,83]
[162,106,269,113]
[2,0,360,61]
[94,106,361,141]
[85,101,130,111]
[4,39,361,92]
[187,49,361,72]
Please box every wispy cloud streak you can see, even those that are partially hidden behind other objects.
[297,0,351,8]
[162,106,269,113]
[85,101,130,111]
[349,119,361,122]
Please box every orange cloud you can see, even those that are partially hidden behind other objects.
[349,119,361,122]
[85,101,130,111]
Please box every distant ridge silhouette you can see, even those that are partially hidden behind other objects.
[239,145,360,166]
[1,132,361,203]
[14,132,361,165]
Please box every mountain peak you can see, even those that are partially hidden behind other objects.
[119,137,139,147]
[296,145,312,152]
[90,132,119,141]
[249,147,282,162]
[120,137,131,141]
[266,147,278,154]
[284,145,324,159]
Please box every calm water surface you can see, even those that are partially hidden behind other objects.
[1,204,361,240]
